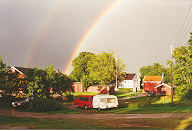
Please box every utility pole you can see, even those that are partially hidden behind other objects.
[171,45,174,104]
[114,57,118,91]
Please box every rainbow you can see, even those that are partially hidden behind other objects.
[63,0,121,75]
[23,0,64,67]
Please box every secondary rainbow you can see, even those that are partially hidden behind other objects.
[23,0,64,67]
[63,0,121,75]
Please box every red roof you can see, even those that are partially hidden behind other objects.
[143,76,162,81]
[125,74,136,80]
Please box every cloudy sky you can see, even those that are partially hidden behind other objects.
[0,0,192,75]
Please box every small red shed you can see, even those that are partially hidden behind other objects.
[154,83,172,96]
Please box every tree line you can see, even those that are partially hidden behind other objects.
[0,61,74,99]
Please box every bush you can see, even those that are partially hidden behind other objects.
[0,95,21,108]
[66,94,74,102]
[27,97,65,112]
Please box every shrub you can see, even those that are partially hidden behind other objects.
[27,97,65,112]
[66,94,74,102]
[0,95,21,108]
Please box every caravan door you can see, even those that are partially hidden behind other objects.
[99,98,106,110]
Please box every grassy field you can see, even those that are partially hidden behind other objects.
[73,92,135,98]
[54,95,192,114]
[0,115,192,129]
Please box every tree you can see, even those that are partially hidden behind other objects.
[0,69,27,97]
[172,32,192,99]
[25,67,45,98]
[81,75,90,92]
[0,54,7,70]
[88,51,127,94]
[0,56,27,97]
[69,52,95,91]
[139,63,171,83]
[26,64,74,98]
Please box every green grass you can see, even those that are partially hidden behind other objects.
[111,92,135,98]
[73,92,99,96]
[72,92,136,98]
[0,115,191,129]
[53,95,192,114]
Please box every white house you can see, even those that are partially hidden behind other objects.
[118,73,141,92]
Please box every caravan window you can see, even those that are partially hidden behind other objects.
[100,99,105,102]
[107,98,115,103]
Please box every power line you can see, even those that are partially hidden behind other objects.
[179,22,192,47]
[176,16,192,47]
[174,4,192,47]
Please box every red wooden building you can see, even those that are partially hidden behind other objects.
[142,75,172,95]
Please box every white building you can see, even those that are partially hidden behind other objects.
[118,73,141,92]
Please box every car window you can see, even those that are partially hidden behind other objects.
[90,97,93,101]
[75,97,79,100]
[79,97,83,101]
[84,97,89,101]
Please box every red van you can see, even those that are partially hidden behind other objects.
[74,95,94,109]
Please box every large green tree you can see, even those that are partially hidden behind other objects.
[69,52,95,91]
[172,32,192,99]
[88,51,127,93]
[139,63,171,83]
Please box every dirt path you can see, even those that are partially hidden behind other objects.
[0,109,191,120]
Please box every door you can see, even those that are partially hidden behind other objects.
[99,98,106,109]
[79,97,84,107]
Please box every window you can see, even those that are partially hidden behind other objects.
[161,88,166,91]
[75,97,79,100]
[107,98,115,103]
[79,97,83,101]
[100,99,105,102]
[84,97,89,101]
[90,97,93,101]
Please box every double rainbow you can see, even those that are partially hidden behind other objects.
[23,0,121,75]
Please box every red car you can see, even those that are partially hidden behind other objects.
[74,95,94,109]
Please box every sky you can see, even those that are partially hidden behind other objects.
[0,0,192,75]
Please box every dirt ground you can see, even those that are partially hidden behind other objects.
[0,108,191,120]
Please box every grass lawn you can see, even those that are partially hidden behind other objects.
[73,92,99,96]
[0,115,191,129]
[72,92,136,98]
[52,95,192,114]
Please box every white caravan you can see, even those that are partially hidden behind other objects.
[93,94,118,110]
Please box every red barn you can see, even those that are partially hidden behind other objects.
[142,76,163,92]
[142,75,173,95]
